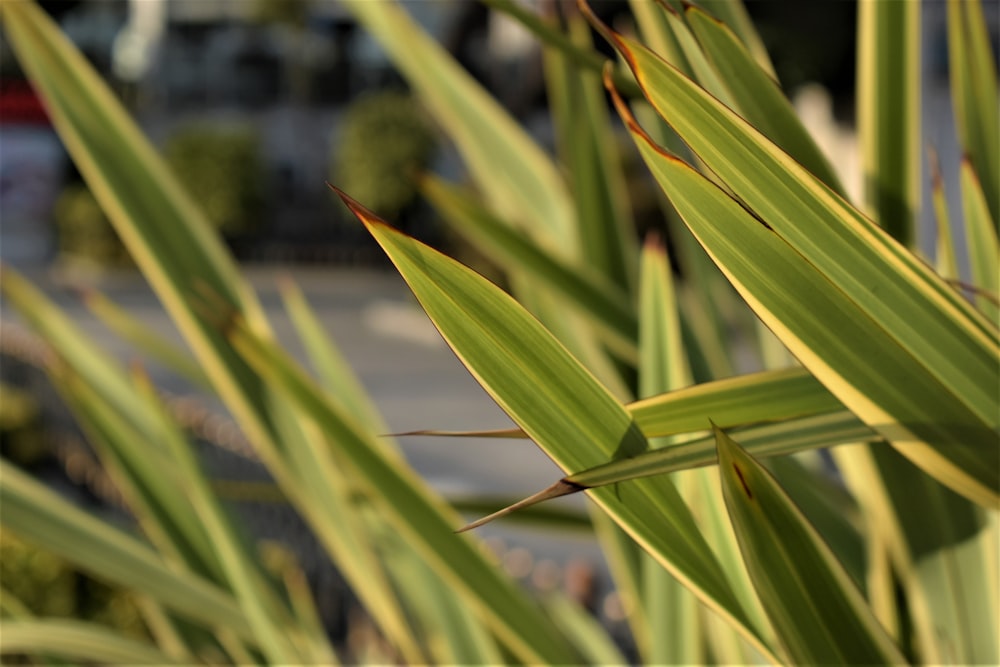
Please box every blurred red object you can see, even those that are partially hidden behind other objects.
[0,80,51,125]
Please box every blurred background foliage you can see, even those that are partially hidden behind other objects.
[162,123,267,239]
[331,89,437,223]
[1,529,148,638]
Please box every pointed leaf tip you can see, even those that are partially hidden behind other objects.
[455,480,587,533]
[326,183,386,229]
[643,230,665,252]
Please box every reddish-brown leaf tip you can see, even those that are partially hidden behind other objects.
[604,65,683,167]
[326,182,387,230]
[455,479,587,533]
[654,0,680,17]
[643,230,665,253]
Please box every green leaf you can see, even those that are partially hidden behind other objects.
[0,0,292,505]
[686,6,844,194]
[628,0,693,78]
[52,367,224,583]
[658,5,736,111]
[765,456,866,589]
[337,190,776,656]
[81,289,211,391]
[857,0,921,245]
[343,0,576,250]
[713,426,907,665]
[696,0,776,79]
[481,0,639,97]
[279,277,390,436]
[928,149,960,280]
[262,389,430,664]
[567,411,875,489]
[630,367,844,437]
[404,366,846,442]
[603,34,999,505]
[1,268,158,438]
[948,0,1000,227]
[958,160,1000,319]
[224,314,581,665]
[541,594,629,665]
[420,175,637,360]
[0,619,182,664]
[0,461,253,641]
[127,370,316,665]
[635,238,708,664]
[835,444,999,664]
[545,13,639,293]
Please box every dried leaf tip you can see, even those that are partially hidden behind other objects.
[326,182,384,226]
[455,479,587,533]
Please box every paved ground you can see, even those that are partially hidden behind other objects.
[1,263,604,570]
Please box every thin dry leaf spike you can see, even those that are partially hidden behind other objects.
[456,480,587,533]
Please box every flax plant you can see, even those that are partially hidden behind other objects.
[1,0,996,664]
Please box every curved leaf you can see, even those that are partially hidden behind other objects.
[857,0,921,245]
[225,314,582,665]
[686,6,844,193]
[948,0,999,227]
[0,462,253,640]
[337,189,774,656]
[714,426,907,665]
[0,619,182,664]
[599,30,1000,506]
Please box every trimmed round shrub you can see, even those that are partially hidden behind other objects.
[163,124,266,238]
[53,184,128,267]
[332,89,437,221]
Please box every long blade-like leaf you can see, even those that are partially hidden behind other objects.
[337,189,777,655]
[546,12,639,293]
[82,289,211,391]
[947,0,999,227]
[857,0,921,246]
[399,366,846,441]
[686,6,844,193]
[598,28,1000,506]
[224,316,581,665]
[0,619,182,664]
[714,426,907,665]
[567,411,875,489]
[343,0,575,249]
[958,160,999,319]
[0,461,253,640]
[420,175,637,358]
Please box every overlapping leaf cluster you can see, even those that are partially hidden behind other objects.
[1,0,996,664]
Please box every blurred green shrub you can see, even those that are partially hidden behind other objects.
[0,529,147,638]
[163,124,267,238]
[332,89,436,221]
[251,0,309,28]
[54,184,129,268]
[0,383,45,466]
